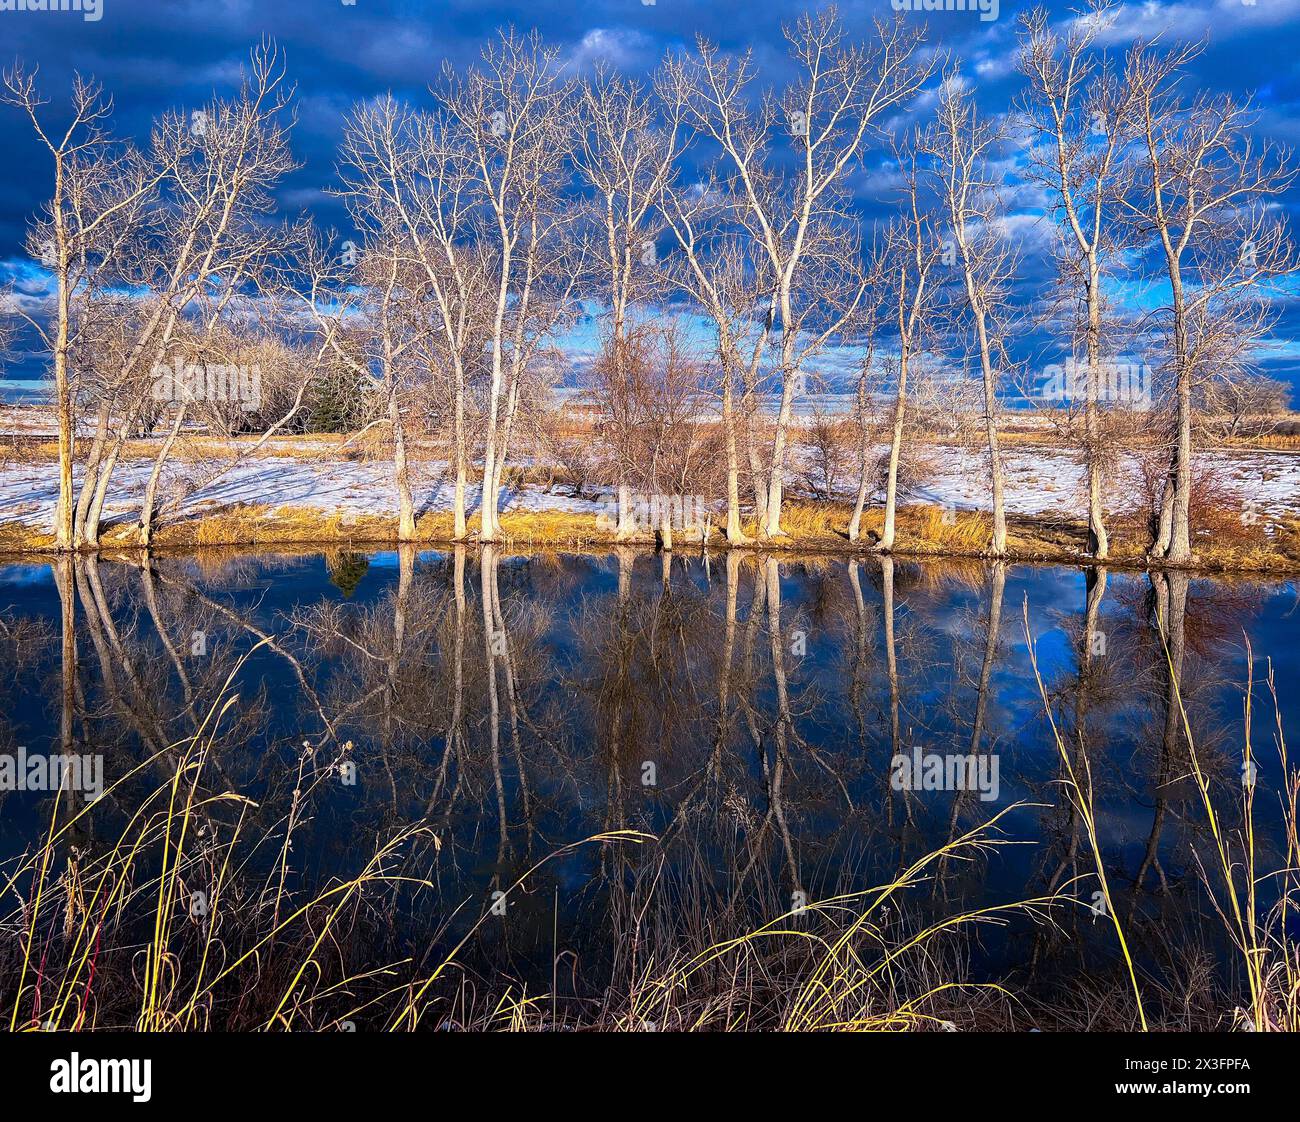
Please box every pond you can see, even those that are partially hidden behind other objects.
[1,547,1296,1029]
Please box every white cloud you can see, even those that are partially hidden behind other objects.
[1068,0,1300,47]
[567,29,655,72]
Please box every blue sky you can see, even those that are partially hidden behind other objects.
[1,0,1298,399]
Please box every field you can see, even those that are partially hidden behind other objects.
[3,405,1299,571]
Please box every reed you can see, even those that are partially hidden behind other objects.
[0,655,1061,1032]
[4,626,1296,1031]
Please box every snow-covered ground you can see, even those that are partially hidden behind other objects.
[0,457,598,531]
[905,446,1300,520]
[2,395,1297,531]
[1,441,1296,534]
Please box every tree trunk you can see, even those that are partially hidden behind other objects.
[847,364,873,545]
[615,482,635,540]
[53,279,74,550]
[452,361,467,541]
[49,161,76,552]
[139,404,187,547]
[72,402,111,550]
[479,328,506,542]
[762,335,798,538]
[658,502,674,552]
[1165,361,1194,565]
[983,382,1007,556]
[743,368,768,529]
[1152,471,1175,557]
[391,392,416,542]
[1152,258,1192,565]
[480,446,500,541]
[968,301,1007,555]
[1084,262,1109,560]
[81,440,123,550]
[722,373,749,543]
[876,359,910,552]
[485,369,523,538]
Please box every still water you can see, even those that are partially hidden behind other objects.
[1,547,1296,1026]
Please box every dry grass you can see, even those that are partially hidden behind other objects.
[6,635,1294,1032]
[0,522,55,552]
[0,431,444,465]
[0,676,1066,1034]
[1219,433,1300,452]
[2,656,439,1031]
[743,500,994,555]
[0,650,1064,1033]
[2,496,1297,574]
[1025,611,1300,1033]
[414,507,622,548]
[91,504,393,549]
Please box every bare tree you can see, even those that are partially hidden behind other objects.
[575,64,683,539]
[599,322,711,550]
[869,137,941,550]
[587,333,654,532]
[109,44,297,548]
[305,230,434,541]
[4,66,163,549]
[335,95,487,540]
[140,240,329,546]
[660,182,776,543]
[641,323,713,551]
[845,336,882,544]
[1019,0,1138,560]
[438,28,577,542]
[7,41,299,549]
[1126,39,1296,564]
[923,73,1018,556]
[663,9,932,539]
[480,205,584,528]
[136,224,315,546]
[1202,370,1292,438]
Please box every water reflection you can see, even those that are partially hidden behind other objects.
[0,547,1294,1022]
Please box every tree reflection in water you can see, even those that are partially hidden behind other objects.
[0,549,1293,1029]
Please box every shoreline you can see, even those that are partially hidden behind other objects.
[2,501,1297,576]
